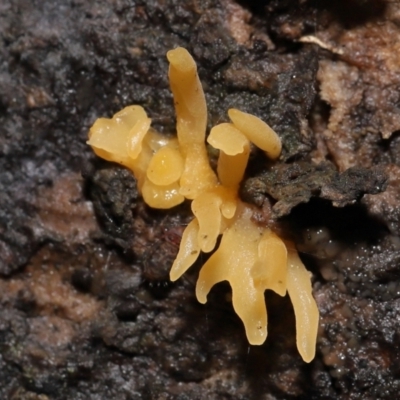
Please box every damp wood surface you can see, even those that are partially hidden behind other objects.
[1,0,400,399]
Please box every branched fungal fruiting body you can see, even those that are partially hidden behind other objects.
[87,47,319,362]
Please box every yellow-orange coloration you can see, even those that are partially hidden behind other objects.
[195,203,282,345]
[228,108,282,160]
[286,248,319,362]
[208,123,250,189]
[87,47,319,362]
[146,141,183,186]
[167,47,217,199]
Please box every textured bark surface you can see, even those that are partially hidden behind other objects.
[1,1,400,399]
[241,161,388,217]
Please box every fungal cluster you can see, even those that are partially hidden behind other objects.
[88,47,319,362]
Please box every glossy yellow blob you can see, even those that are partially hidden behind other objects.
[208,123,249,156]
[208,123,250,189]
[191,187,237,253]
[286,247,319,363]
[146,145,184,186]
[170,219,201,281]
[87,105,150,168]
[228,108,282,160]
[141,178,184,209]
[167,47,217,198]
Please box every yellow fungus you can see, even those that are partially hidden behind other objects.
[191,190,223,253]
[208,123,250,189]
[252,230,288,297]
[228,108,282,160]
[141,178,184,209]
[195,203,270,345]
[129,132,158,190]
[170,219,201,281]
[208,123,249,156]
[215,186,238,219]
[167,47,217,198]
[286,247,319,363]
[87,47,319,363]
[88,106,150,166]
[191,186,238,253]
[146,144,184,186]
[126,117,152,160]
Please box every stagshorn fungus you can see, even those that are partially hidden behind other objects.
[87,47,319,362]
